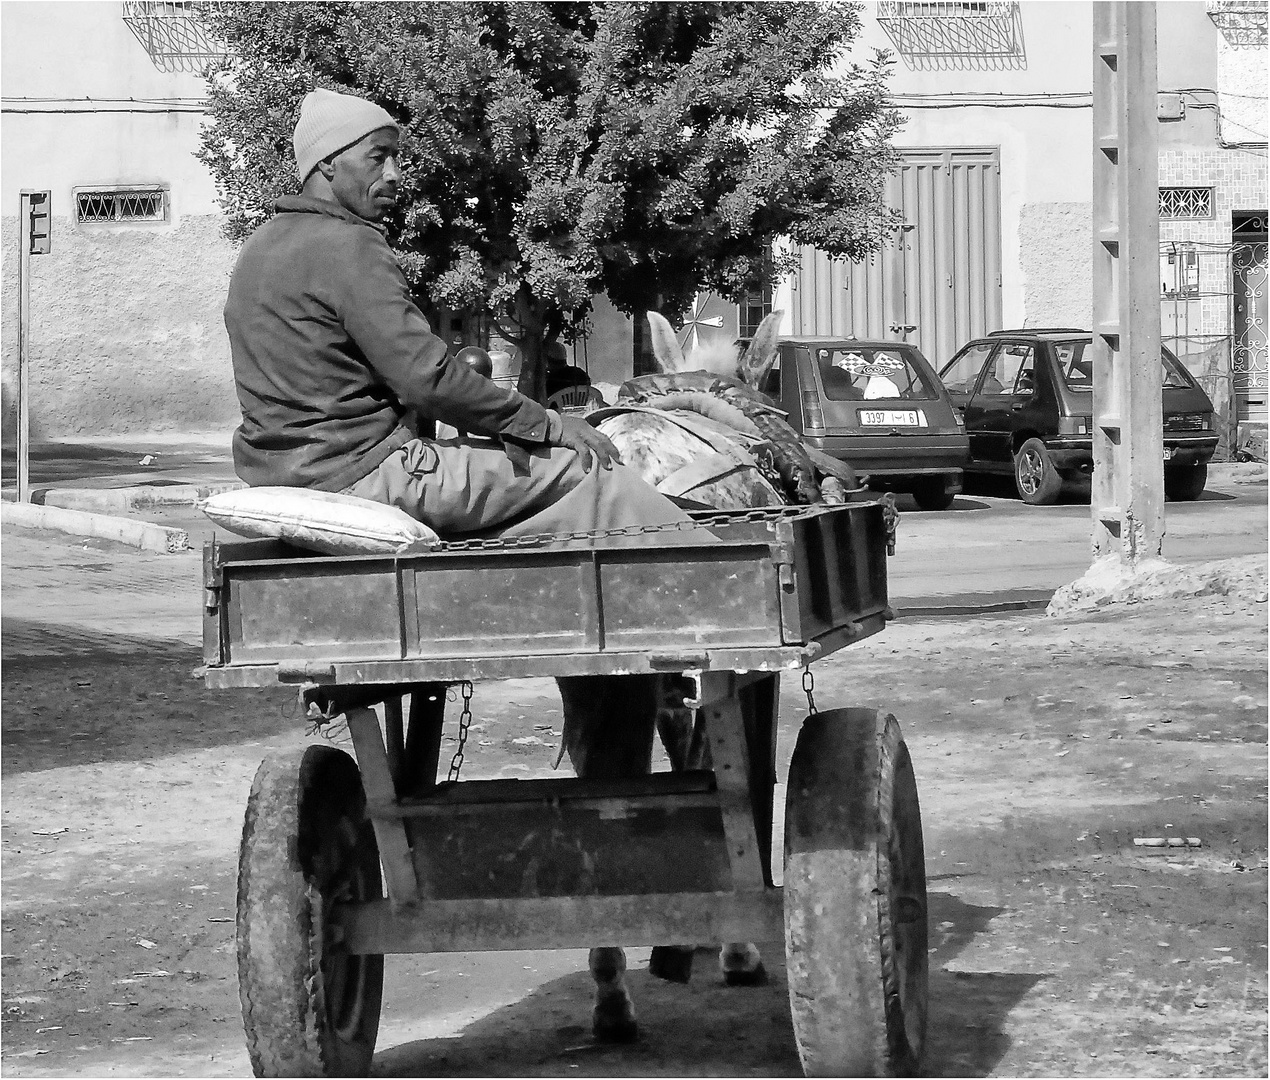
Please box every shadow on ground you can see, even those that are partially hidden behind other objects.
[1,617,297,774]
[374,892,1039,1078]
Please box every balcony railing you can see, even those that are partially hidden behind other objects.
[1206,1,1269,47]
[122,1,227,73]
[875,2,1026,68]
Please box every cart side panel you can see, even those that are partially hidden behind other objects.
[786,504,889,643]
[225,564,403,663]
[405,554,598,657]
[597,547,784,652]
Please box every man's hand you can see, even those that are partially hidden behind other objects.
[551,413,623,472]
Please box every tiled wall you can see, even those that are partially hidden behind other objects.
[1158,148,1268,339]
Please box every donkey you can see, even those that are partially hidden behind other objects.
[555,311,798,1042]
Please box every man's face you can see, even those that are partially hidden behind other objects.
[326,128,401,222]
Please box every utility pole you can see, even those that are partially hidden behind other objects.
[17,190,52,503]
[1090,2,1164,564]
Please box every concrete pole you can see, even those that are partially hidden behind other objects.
[1090,2,1164,563]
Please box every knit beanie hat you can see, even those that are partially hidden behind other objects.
[293,88,399,183]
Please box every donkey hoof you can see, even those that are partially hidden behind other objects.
[649,945,695,983]
[723,961,768,987]
[592,1004,639,1043]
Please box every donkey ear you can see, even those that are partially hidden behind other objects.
[738,310,785,389]
[647,312,688,373]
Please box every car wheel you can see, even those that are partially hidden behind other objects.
[1165,461,1207,501]
[1013,438,1062,505]
[911,477,957,511]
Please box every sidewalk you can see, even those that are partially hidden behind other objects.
[0,434,239,496]
[0,435,241,550]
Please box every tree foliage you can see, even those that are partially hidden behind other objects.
[197,1,900,398]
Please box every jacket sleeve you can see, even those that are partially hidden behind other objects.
[338,228,554,443]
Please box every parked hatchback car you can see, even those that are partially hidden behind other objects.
[937,330,1218,504]
[757,338,970,510]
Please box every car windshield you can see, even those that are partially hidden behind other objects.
[1053,340,1193,391]
[810,346,938,401]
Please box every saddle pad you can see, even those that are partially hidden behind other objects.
[589,405,761,463]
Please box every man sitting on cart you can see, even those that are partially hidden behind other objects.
[224,87,707,545]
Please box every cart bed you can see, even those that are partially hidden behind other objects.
[201,503,889,688]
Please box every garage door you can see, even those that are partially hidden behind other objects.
[789,148,1003,368]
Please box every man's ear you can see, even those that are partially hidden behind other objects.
[316,156,337,180]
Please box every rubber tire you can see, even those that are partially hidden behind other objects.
[910,476,957,511]
[1013,437,1062,505]
[1165,461,1207,502]
[784,708,928,1078]
[237,745,384,1078]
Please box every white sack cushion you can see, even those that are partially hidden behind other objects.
[199,487,439,555]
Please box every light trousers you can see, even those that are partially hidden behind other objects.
[343,437,716,547]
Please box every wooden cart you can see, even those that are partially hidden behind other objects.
[200,503,928,1078]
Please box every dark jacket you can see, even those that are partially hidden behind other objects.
[225,196,553,491]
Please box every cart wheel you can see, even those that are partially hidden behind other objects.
[784,708,928,1078]
[237,745,384,1078]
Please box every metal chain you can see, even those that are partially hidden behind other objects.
[802,665,818,715]
[420,505,811,553]
[447,681,474,782]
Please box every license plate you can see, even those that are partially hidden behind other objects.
[860,409,922,426]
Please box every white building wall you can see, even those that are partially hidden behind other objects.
[1,1,238,441]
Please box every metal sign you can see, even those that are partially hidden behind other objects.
[17,190,51,503]
[26,191,51,256]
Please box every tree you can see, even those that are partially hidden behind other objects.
[197,1,900,401]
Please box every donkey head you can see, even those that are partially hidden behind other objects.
[646,310,784,393]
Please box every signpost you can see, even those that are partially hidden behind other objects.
[17,190,51,503]
[1090,3,1163,564]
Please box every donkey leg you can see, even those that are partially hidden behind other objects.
[720,941,768,986]
[589,947,638,1043]
[558,674,658,1041]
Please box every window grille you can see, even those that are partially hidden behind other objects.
[875,2,1025,66]
[1159,187,1214,220]
[76,188,168,224]
[1206,1,1268,47]
[121,1,227,72]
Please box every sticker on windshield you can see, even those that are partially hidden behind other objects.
[833,352,906,378]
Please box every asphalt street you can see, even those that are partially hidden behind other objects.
[886,469,1268,612]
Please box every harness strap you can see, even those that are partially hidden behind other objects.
[655,452,752,498]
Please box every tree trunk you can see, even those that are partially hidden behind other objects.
[513,286,548,404]
[632,308,658,377]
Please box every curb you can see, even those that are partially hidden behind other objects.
[1,501,190,554]
[894,596,1053,619]
[34,481,244,514]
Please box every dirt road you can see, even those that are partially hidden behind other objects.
[1,523,1266,1077]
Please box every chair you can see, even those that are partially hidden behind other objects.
[546,384,607,413]
[820,366,863,400]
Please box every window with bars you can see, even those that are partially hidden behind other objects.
[76,188,168,224]
[739,285,774,339]
[1159,187,1214,219]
